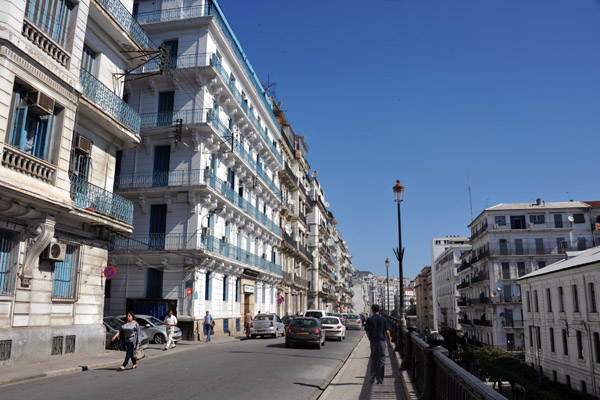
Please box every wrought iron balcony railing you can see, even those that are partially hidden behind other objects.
[70,174,133,225]
[110,233,282,275]
[96,0,149,48]
[80,69,141,134]
[473,319,492,327]
[135,4,206,24]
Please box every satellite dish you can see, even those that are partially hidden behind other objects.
[295,171,303,178]
[295,236,301,242]
[284,224,292,234]
[311,171,318,178]
[491,291,498,297]
[324,202,330,207]
[568,216,575,222]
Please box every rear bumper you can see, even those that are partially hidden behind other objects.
[251,327,277,335]
[286,334,321,345]
[346,324,362,330]
[324,330,343,337]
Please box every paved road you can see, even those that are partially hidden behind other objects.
[0,330,364,400]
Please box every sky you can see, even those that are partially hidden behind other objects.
[217,0,600,280]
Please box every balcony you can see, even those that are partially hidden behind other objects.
[95,0,149,49]
[283,231,297,249]
[295,276,310,289]
[458,297,491,307]
[70,175,133,225]
[135,4,206,24]
[80,69,141,134]
[111,233,282,275]
[471,272,489,284]
[299,245,313,262]
[457,281,470,290]
[283,271,294,285]
[2,145,56,183]
[21,15,70,67]
[502,320,524,328]
[299,210,307,225]
[458,318,472,325]
[485,242,589,257]
[473,319,492,327]
[470,221,488,240]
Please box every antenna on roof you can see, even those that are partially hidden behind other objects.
[467,177,473,222]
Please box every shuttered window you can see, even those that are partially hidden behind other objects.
[0,229,19,296]
[52,243,80,300]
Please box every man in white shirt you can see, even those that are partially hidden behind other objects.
[163,310,178,350]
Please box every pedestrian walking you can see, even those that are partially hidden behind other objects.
[111,311,141,371]
[244,310,253,338]
[203,310,214,342]
[365,304,392,384]
[163,310,178,350]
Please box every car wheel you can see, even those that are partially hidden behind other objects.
[154,334,166,344]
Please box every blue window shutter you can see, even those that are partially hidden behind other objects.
[152,145,170,186]
[205,272,211,300]
[52,245,78,299]
[223,275,228,301]
[149,204,167,249]
[11,106,27,149]
[157,92,174,126]
[34,117,49,159]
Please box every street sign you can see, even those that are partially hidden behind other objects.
[104,265,116,280]
[187,287,192,296]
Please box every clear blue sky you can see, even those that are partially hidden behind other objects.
[218,0,600,280]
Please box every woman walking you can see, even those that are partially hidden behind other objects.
[111,311,141,370]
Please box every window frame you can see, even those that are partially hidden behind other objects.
[52,242,81,301]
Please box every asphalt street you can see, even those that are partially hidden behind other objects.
[0,329,364,400]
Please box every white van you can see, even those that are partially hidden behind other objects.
[304,310,328,319]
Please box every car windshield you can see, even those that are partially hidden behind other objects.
[104,317,123,330]
[350,314,360,319]
[304,312,322,318]
[291,319,316,327]
[321,318,338,324]
[254,315,273,321]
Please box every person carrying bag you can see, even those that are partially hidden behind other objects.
[112,311,142,370]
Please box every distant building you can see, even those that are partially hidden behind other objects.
[434,242,471,331]
[519,247,600,396]
[415,266,433,334]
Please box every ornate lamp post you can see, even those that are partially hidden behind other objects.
[393,180,405,354]
[385,258,390,316]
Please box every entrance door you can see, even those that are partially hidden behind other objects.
[244,293,253,315]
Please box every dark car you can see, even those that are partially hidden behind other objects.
[103,316,149,350]
[285,317,325,349]
[282,315,294,329]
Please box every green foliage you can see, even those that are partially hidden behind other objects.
[475,346,596,400]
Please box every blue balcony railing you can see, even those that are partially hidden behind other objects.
[135,5,206,24]
[96,0,149,48]
[115,169,205,189]
[80,69,141,134]
[111,233,282,275]
[70,175,133,225]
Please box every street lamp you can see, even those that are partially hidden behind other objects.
[385,258,390,316]
[392,180,405,354]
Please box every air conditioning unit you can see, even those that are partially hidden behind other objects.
[493,224,499,229]
[528,222,535,229]
[42,240,66,262]
[28,91,55,115]
[75,135,92,154]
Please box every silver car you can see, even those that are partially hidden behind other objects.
[250,313,285,338]
[103,316,149,350]
[344,313,362,330]
[117,314,183,344]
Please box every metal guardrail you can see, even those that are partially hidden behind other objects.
[111,233,282,275]
[70,174,133,225]
[80,69,141,134]
[96,0,149,48]
[387,316,506,400]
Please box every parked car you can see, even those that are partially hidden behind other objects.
[117,314,182,344]
[304,310,328,319]
[344,313,362,330]
[285,317,325,349]
[103,316,149,350]
[282,315,294,330]
[328,312,346,325]
[320,316,346,341]
[250,313,285,338]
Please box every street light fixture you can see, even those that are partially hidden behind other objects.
[385,258,390,316]
[392,180,405,354]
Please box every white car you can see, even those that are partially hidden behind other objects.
[320,316,346,341]
[250,313,285,338]
[304,310,329,319]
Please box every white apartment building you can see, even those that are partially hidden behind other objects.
[519,247,600,397]
[0,0,145,364]
[430,236,469,331]
[107,0,284,339]
[459,200,596,352]
[352,271,372,313]
[434,242,471,331]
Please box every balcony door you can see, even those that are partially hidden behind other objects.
[152,145,170,186]
[157,91,174,126]
[149,204,167,250]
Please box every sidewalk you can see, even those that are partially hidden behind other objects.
[320,335,406,400]
[0,335,243,387]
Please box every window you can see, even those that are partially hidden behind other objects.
[577,237,586,251]
[537,261,546,270]
[157,91,175,126]
[0,228,19,296]
[557,238,568,253]
[517,262,526,277]
[550,327,555,352]
[529,214,545,224]
[593,332,600,363]
[25,0,73,47]
[205,272,211,301]
[566,375,571,388]
[146,268,163,298]
[553,370,557,382]
[577,330,584,359]
[82,45,96,74]
[235,278,240,303]
[562,329,569,355]
[495,216,506,226]
[8,83,59,161]
[529,326,534,347]
[148,204,167,249]
[70,135,91,180]
[526,291,531,312]
[546,288,552,312]
[581,381,587,394]
[152,145,170,187]
[573,214,585,224]
[52,243,80,300]
[223,275,228,301]
[534,290,539,312]
[502,262,510,279]
[590,283,597,313]
[573,285,580,312]
[510,215,526,229]
[559,286,565,312]
[535,238,544,254]
[536,327,541,349]
[554,214,563,228]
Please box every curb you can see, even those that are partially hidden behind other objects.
[392,351,418,400]
[312,333,367,400]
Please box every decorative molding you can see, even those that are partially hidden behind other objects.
[20,217,56,287]
[139,195,148,214]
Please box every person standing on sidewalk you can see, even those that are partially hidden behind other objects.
[203,311,214,342]
[111,311,141,371]
[244,311,253,338]
[365,304,392,384]
[163,310,178,350]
